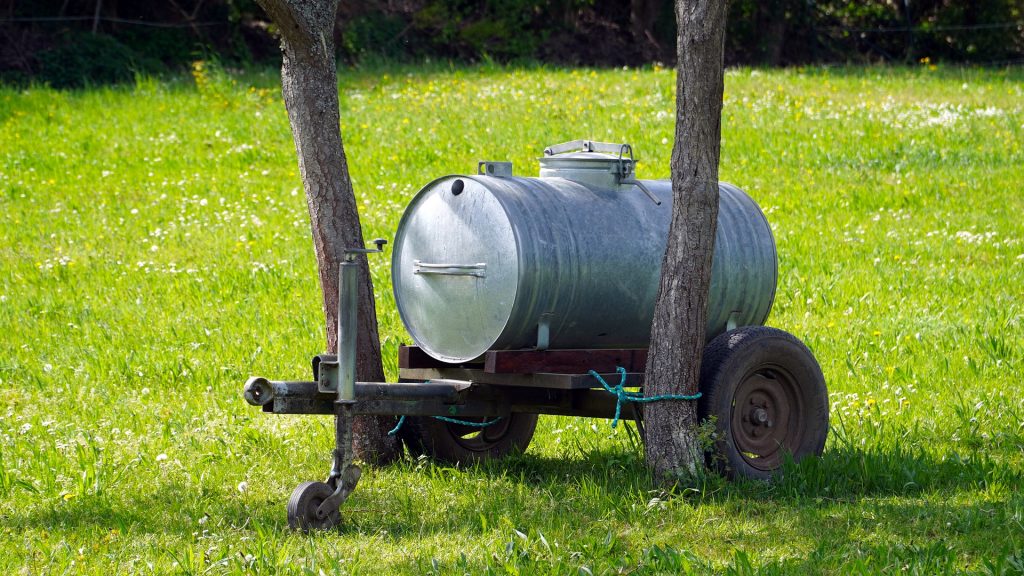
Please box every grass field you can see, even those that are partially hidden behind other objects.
[1,62,1023,574]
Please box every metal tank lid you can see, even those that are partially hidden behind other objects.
[538,139,635,176]
[538,140,635,190]
[539,150,620,163]
[539,140,661,204]
[391,175,520,363]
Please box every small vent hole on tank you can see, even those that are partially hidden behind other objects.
[451,179,465,196]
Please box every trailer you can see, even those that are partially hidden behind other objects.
[243,141,829,531]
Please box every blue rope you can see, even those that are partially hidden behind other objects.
[387,414,503,436]
[589,366,702,428]
[431,415,503,427]
[387,366,698,435]
[387,415,406,436]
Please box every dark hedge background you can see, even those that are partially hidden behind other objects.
[2,0,1022,86]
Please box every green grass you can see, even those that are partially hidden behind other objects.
[1,62,1023,574]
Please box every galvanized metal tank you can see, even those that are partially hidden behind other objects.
[392,141,777,364]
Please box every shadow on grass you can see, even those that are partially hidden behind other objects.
[349,439,1024,573]
[476,433,1022,503]
[7,431,1021,552]
[5,480,288,537]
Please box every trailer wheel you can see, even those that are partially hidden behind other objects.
[287,481,340,532]
[698,326,829,480]
[399,413,538,465]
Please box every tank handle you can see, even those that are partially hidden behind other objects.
[621,178,662,206]
[413,260,487,278]
[543,140,633,158]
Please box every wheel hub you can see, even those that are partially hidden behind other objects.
[751,407,770,425]
[731,368,803,471]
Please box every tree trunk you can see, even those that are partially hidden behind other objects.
[256,0,400,464]
[642,0,727,484]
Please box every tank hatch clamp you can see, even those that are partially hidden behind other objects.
[543,140,661,205]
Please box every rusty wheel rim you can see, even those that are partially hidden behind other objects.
[730,366,804,471]
[447,417,513,452]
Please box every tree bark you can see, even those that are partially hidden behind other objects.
[642,0,727,484]
[256,0,400,464]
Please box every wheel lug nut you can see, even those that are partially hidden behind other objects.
[752,408,769,424]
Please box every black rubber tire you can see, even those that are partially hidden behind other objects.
[698,326,829,480]
[286,481,340,532]
[398,413,539,465]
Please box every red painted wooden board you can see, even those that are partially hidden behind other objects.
[484,348,648,375]
[398,345,472,369]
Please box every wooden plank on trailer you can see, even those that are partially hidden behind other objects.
[399,367,644,390]
[566,371,644,389]
[483,348,648,374]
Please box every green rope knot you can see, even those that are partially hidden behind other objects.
[589,366,702,428]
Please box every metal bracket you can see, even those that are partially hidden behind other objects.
[727,311,741,332]
[317,462,360,517]
[478,161,513,177]
[604,143,660,206]
[536,313,553,351]
[317,359,339,393]
[318,403,360,518]
[344,238,387,261]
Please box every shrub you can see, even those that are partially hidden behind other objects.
[36,33,159,89]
